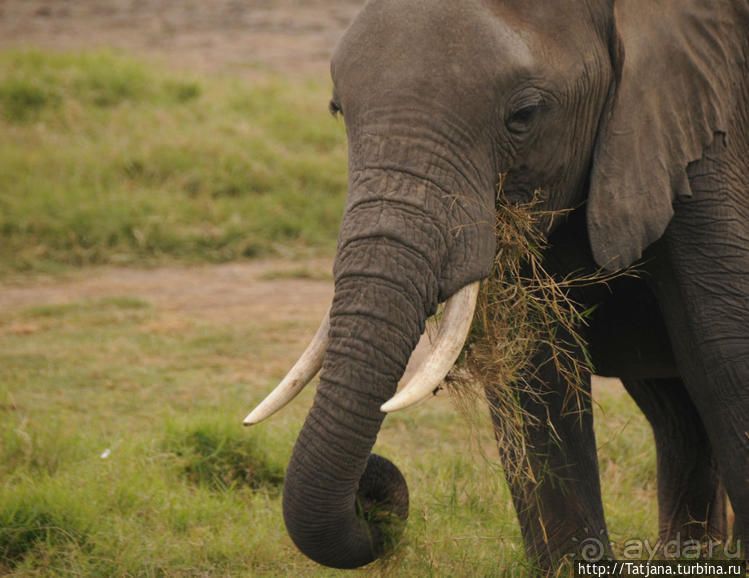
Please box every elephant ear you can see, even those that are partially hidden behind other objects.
[587,0,744,270]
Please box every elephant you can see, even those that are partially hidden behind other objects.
[245,0,749,572]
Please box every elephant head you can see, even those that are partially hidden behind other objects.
[246,0,744,568]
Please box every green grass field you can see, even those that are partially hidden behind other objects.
[0,49,347,277]
[0,49,658,576]
[0,295,656,576]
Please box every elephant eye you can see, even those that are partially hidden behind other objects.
[329,99,343,117]
[506,100,542,134]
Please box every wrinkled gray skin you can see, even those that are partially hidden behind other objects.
[281,0,749,571]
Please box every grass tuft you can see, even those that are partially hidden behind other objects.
[162,420,285,492]
[0,49,198,123]
[0,486,92,567]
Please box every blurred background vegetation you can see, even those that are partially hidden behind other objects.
[0,49,347,277]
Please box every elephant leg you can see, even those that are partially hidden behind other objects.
[622,378,728,550]
[732,515,744,553]
[486,349,610,571]
[648,176,749,559]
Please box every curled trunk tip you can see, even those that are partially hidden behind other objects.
[283,453,409,568]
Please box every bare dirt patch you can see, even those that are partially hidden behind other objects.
[0,0,365,78]
[0,258,450,385]
[0,259,334,325]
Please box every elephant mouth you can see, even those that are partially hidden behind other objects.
[244,280,480,425]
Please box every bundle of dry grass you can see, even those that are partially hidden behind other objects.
[446,190,625,484]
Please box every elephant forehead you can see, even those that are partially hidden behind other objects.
[331,0,534,94]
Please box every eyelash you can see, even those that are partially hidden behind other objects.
[329,100,342,117]
[506,98,544,134]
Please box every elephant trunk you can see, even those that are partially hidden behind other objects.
[282,214,441,568]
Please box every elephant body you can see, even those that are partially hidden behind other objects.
[265,0,749,571]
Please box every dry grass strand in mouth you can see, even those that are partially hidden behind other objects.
[446,191,629,484]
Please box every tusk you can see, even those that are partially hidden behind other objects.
[380,281,479,413]
[243,307,330,426]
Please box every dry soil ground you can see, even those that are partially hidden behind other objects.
[0,0,365,78]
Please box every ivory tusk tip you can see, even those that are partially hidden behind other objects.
[243,306,331,426]
[379,400,400,413]
[380,281,480,415]
[380,391,430,413]
[380,387,438,413]
[242,408,265,426]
